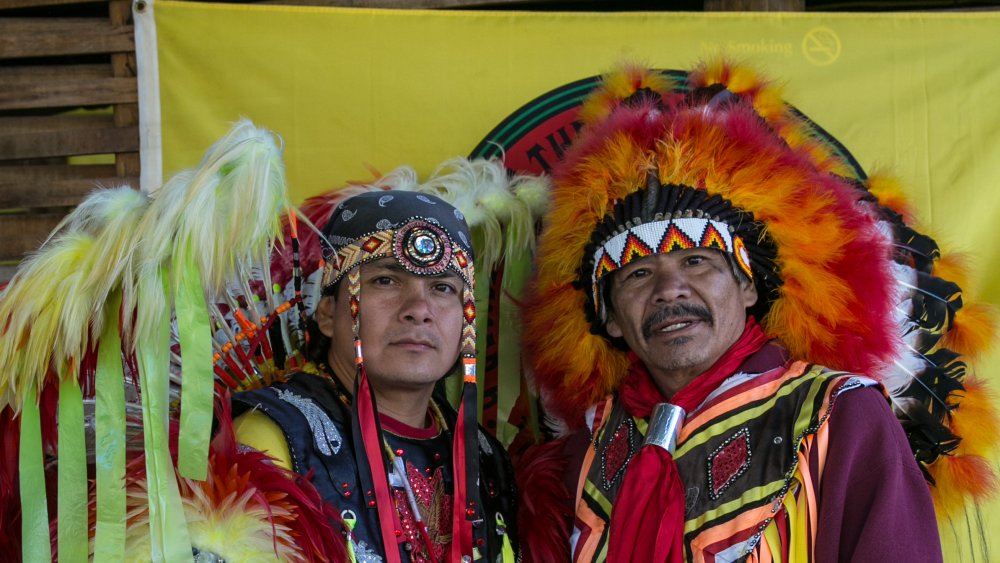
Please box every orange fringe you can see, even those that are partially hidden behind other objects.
[929,455,999,520]
[948,377,1000,459]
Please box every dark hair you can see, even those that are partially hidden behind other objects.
[304,275,346,367]
[721,251,752,288]
[303,314,332,367]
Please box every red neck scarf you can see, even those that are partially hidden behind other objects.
[608,317,769,563]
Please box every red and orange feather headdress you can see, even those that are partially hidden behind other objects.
[522,60,997,523]
[524,62,896,424]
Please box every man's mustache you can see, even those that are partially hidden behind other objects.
[641,303,713,339]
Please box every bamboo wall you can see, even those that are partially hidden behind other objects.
[0,0,139,284]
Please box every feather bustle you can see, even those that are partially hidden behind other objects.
[0,187,148,411]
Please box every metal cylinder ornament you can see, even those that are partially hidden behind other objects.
[644,403,686,454]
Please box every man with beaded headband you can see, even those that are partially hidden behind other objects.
[517,63,956,562]
[233,190,518,563]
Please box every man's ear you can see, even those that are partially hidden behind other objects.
[315,296,337,338]
[741,279,759,309]
[606,312,624,339]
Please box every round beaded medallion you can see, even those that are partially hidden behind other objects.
[393,219,453,276]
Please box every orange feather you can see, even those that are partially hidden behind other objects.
[929,454,998,520]
[932,252,972,293]
[948,377,1000,459]
[928,377,1000,519]
[940,302,998,359]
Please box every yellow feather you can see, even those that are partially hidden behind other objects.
[183,486,294,562]
[131,120,287,348]
[0,187,149,410]
[0,231,95,409]
[173,120,287,297]
[75,187,150,339]
[418,157,548,274]
[123,474,303,562]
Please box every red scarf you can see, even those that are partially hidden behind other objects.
[607,317,769,562]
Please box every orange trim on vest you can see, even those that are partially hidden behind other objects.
[689,503,774,563]
[680,362,808,441]
[574,500,607,561]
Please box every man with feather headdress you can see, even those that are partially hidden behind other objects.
[517,62,997,562]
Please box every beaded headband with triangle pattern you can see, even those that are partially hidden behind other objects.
[585,179,767,325]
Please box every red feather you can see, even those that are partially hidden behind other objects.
[516,437,574,563]
[0,408,22,559]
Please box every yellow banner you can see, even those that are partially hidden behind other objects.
[150,2,1000,558]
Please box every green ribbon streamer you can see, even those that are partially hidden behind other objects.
[344,515,358,562]
[19,386,51,562]
[497,251,531,447]
[175,251,213,480]
[94,290,126,561]
[57,374,88,562]
[136,266,193,562]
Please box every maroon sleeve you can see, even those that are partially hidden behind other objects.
[813,385,942,563]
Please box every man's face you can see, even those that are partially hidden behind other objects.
[605,248,757,392]
[318,257,465,393]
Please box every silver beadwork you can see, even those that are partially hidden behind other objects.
[273,388,342,455]
[478,429,493,455]
[352,540,384,563]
